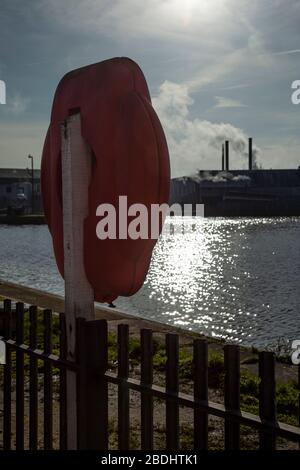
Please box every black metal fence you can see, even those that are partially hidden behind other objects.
[0,298,300,450]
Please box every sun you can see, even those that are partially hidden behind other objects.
[165,0,225,26]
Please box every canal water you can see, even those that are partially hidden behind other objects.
[0,217,300,350]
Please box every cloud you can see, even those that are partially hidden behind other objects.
[0,0,299,172]
[41,0,237,42]
[272,49,300,56]
[153,80,260,177]
[220,83,251,91]
[40,0,274,92]
[258,140,300,169]
[214,96,247,108]
[0,80,5,104]
[8,94,30,115]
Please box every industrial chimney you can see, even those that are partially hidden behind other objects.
[248,137,253,170]
[222,144,225,171]
[225,140,229,171]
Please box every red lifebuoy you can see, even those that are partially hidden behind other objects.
[41,57,170,302]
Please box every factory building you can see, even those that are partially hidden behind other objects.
[0,169,42,214]
[170,139,300,216]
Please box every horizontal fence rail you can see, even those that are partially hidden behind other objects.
[0,298,300,450]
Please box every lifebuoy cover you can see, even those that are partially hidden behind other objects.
[41,57,170,302]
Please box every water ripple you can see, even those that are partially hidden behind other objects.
[0,217,300,349]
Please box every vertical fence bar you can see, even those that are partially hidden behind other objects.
[3,299,12,450]
[141,329,153,451]
[59,313,67,450]
[194,339,208,450]
[298,364,300,450]
[15,302,24,450]
[118,324,130,450]
[44,309,53,450]
[29,305,38,450]
[224,345,240,450]
[259,351,276,449]
[166,334,179,450]
[77,318,108,450]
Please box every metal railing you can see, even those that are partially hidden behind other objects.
[0,298,300,450]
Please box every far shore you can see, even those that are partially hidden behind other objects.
[0,214,46,225]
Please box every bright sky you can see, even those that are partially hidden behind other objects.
[0,0,300,176]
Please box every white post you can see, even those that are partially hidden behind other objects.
[61,113,95,449]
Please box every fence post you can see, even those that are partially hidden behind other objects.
[15,302,24,450]
[166,333,179,450]
[298,363,300,450]
[29,305,38,450]
[224,344,240,450]
[141,329,154,451]
[43,309,53,450]
[194,339,208,450]
[118,324,130,450]
[77,318,108,450]
[3,299,12,450]
[259,351,276,449]
[59,314,68,450]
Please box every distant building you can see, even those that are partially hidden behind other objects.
[0,168,42,214]
[170,169,300,216]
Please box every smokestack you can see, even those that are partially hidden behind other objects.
[222,144,225,170]
[248,137,253,170]
[225,140,229,171]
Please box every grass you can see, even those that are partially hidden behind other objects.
[105,331,300,436]
[6,318,299,430]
